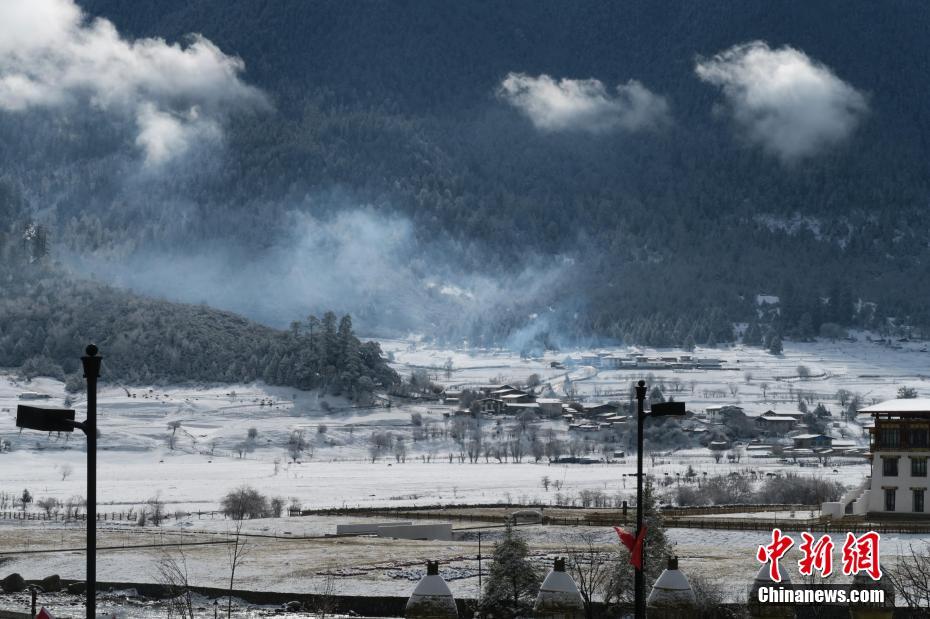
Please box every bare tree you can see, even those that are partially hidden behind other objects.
[315,572,338,619]
[168,421,182,450]
[60,464,73,481]
[270,497,285,518]
[566,532,618,619]
[226,518,249,618]
[146,494,165,526]
[36,497,59,518]
[886,542,930,609]
[155,548,195,619]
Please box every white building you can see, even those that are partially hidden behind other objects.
[862,399,929,515]
[826,399,930,517]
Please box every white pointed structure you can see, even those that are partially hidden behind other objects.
[747,562,793,619]
[849,572,895,619]
[533,557,584,619]
[405,561,458,619]
[646,556,696,617]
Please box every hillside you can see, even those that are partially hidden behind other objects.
[3,1,930,347]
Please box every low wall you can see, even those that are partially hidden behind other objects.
[336,522,412,535]
[376,523,453,541]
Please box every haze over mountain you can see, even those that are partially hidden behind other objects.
[3,0,930,355]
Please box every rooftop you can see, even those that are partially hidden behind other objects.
[860,398,930,414]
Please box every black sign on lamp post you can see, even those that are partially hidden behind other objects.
[633,380,685,619]
[15,345,100,618]
[17,346,101,619]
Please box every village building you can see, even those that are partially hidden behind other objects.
[578,402,620,417]
[536,398,563,417]
[504,402,541,415]
[476,398,504,415]
[791,434,833,450]
[755,414,797,435]
[862,398,930,515]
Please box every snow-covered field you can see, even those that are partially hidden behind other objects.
[0,336,927,606]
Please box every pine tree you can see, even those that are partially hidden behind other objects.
[610,483,673,606]
[768,334,783,355]
[481,522,541,619]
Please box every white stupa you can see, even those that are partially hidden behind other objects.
[533,557,585,619]
[405,561,458,619]
[647,556,696,612]
[747,562,793,619]
[850,572,895,619]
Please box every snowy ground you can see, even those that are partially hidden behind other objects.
[1,335,927,606]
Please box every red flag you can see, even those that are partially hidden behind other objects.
[614,526,647,570]
[614,526,635,552]
[36,608,54,619]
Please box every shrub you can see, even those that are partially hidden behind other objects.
[221,486,269,520]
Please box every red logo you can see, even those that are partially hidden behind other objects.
[841,531,882,580]
[756,528,794,582]
[798,532,834,577]
[756,530,883,582]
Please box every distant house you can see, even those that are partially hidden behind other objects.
[477,398,504,415]
[792,434,833,449]
[580,402,620,416]
[756,414,797,435]
[601,355,626,369]
[569,423,601,433]
[505,402,541,416]
[580,353,601,367]
[536,398,563,417]
[491,386,526,398]
[501,393,535,404]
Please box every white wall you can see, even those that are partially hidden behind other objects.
[868,452,929,513]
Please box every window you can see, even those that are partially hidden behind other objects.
[885,488,896,512]
[914,489,925,513]
[878,427,900,448]
[912,457,928,477]
[883,457,898,476]
[909,428,929,448]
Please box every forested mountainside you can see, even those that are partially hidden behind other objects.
[3,1,930,351]
[1,217,397,395]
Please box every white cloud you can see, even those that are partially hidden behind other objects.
[695,41,868,160]
[0,0,266,165]
[498,73,669,133]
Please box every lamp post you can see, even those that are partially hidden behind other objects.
[81,345,101,619]
[633,380,686,619]
[15,345,100,619]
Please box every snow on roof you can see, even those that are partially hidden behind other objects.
[536,398,562,404]
[410,574,454,598]
[860,398,930,413]
[793,434,829,439]
[758,416,797,422]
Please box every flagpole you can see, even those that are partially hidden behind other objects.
[634,379,647,619]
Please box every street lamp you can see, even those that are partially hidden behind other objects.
[633,380,685,619]
[15,344,100,619]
